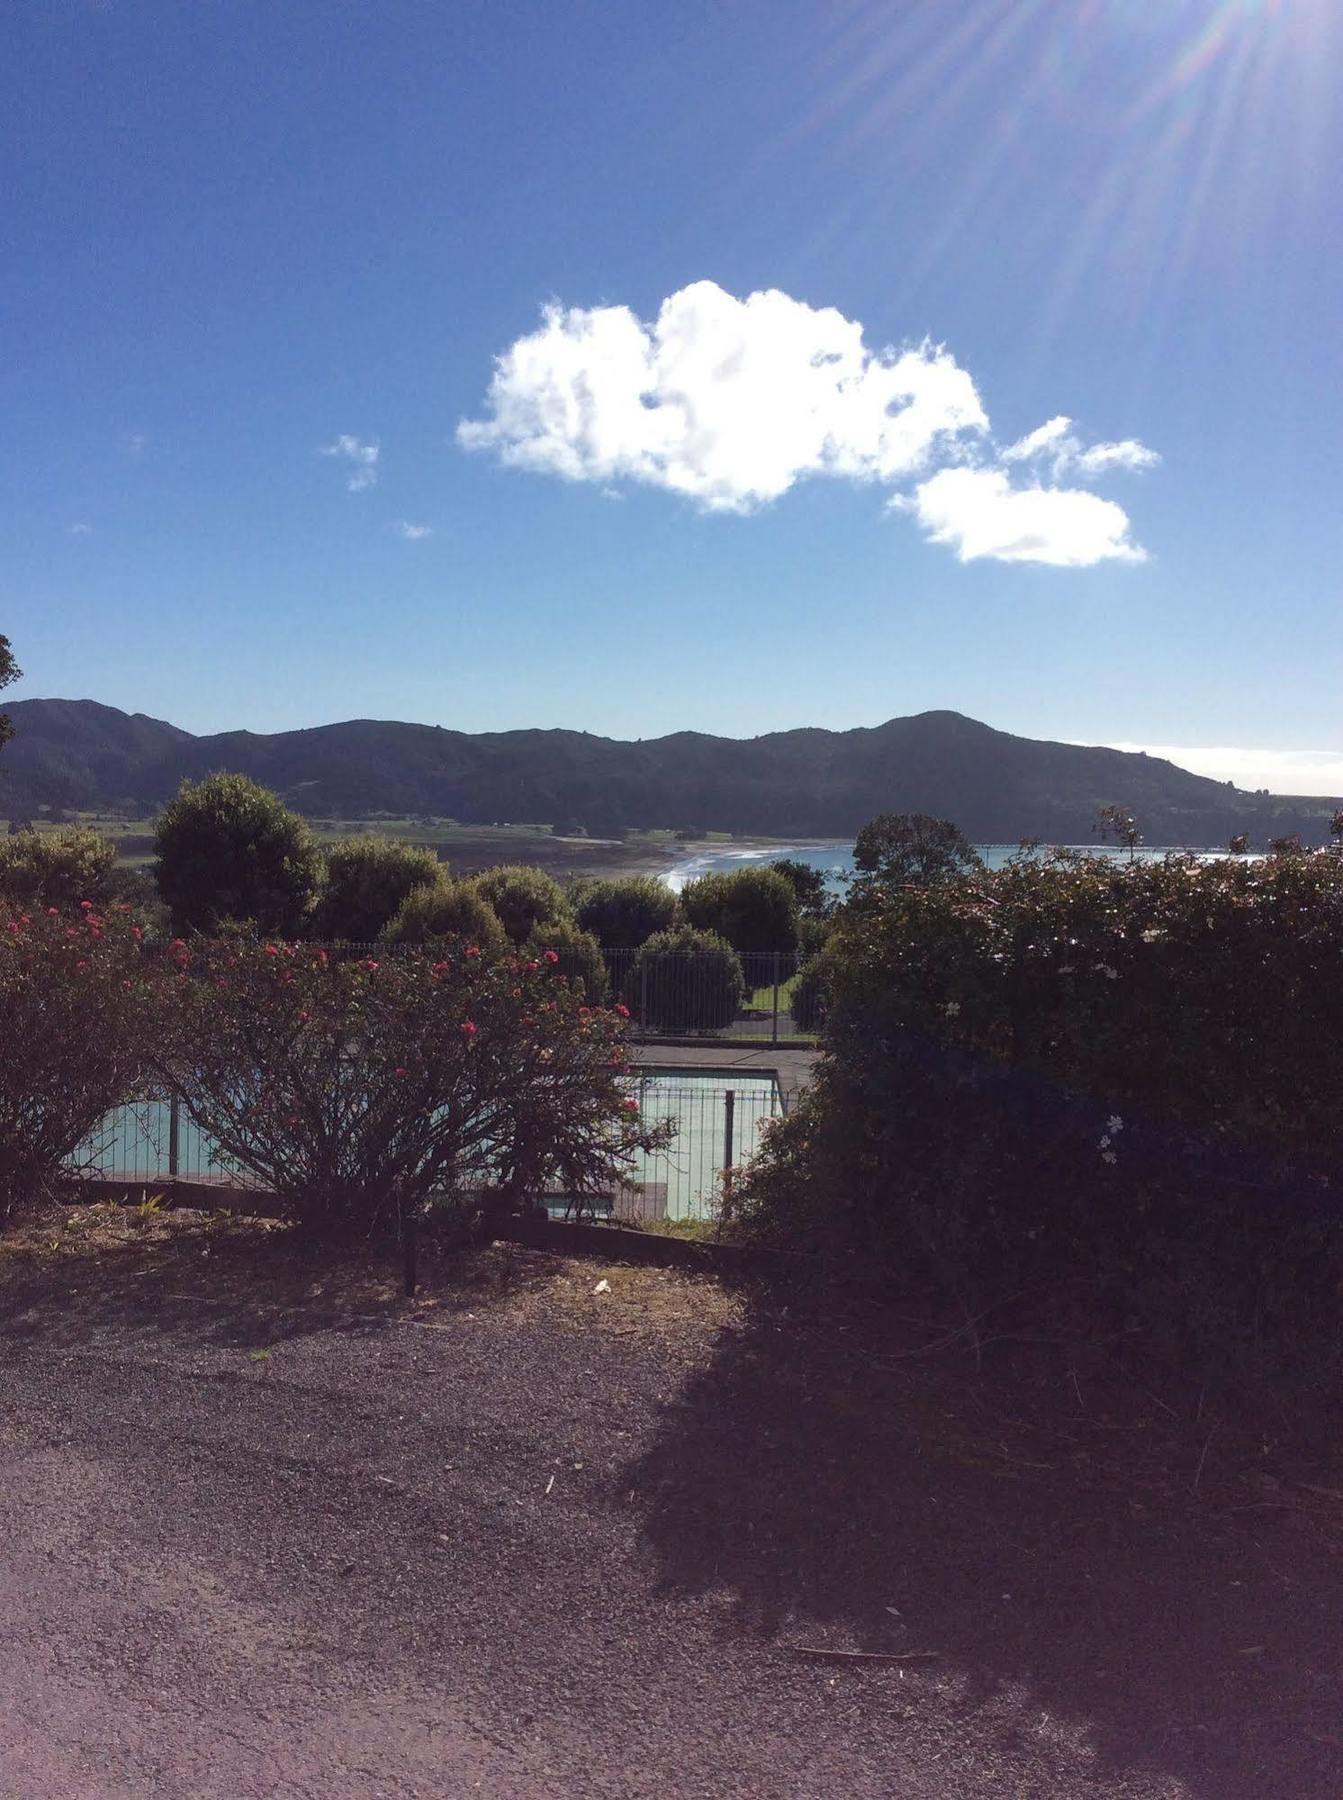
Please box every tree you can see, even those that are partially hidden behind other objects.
[850,813,983,900]
[624,926,745,1034]
[0,901,162,1222]
[572,875,678,950]
[154,774,323,937]
[0,633,18,759]
[0,825,117,910]
[526,919,608,1005]
[315,836,441,941]
[1094,804,1142,858]
[379,877,508,952]
[680,866,799,957]
[472,863,569,945]
[769,857,832,919]
[166,938,669,1237]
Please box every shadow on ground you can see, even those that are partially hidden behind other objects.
[623,1306,1343,1799]
[0,1203,566,1355]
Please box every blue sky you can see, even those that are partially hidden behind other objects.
[4,0,1341,789]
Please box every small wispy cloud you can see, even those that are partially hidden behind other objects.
[321,434,380,492]
[1002,415,1159,481]
[124,431,147,458]
[459,281,1159,567]
[393,520,433,540]
[68,521,93,537]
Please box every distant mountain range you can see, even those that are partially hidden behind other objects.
[2,697,1337,847]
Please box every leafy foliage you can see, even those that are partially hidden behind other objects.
[155,774,323,937]
[0,825,118,910]
[625,926,745,1034]
[526,919,608,1005]
[681,866,798,957]
[166,938,668,1235]
[0,902,161,1221]
[572,875,678,949]
[734,849,1343,1380]
[378,877,507,953]
[315,835,441,941]
[0,632,18,757]
[850,813,982,901]
[769,858,832,919]
[472,863,570,945]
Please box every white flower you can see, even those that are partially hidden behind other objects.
[1108,1115,1123,1133]
[1095,963,1119,980]
[1099,1135,1112,1150]
[943,1000,961,1017]
[1101,1150,1117,1166]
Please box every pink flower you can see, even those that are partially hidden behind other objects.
[466,944,481,958]
[46,907,59,916]
[578,1006,590,1018]
[75,959,88,972]
[171,939,187,951]
[543,950,559,965]
[394,1066,407,1077]
[131,927,143,942]
[432,960,449,976]
[613,1003,630,1019]
[363,958,379,972]
[461,1020,477,1037]
[79,900,93,911]
[526,959,539,972]
[264,945,280,957]
[622,1097,639,1112]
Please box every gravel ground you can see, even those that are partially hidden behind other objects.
[1,1208,1341,1799]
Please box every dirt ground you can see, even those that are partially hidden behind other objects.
[2,1203,1341,1799]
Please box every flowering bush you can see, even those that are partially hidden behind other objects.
[0,902,162,1221]
[525,919,608,1006]
[733,850,1343,1379]
[165,937,669,1236]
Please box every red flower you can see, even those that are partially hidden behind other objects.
[79,900,93,911]
[543,950,559,965]
[46,907,59,916]
[461,1020,477,1037]
[613,1003,630,1019]
[525,959,539,972]
[131,927,143,941]
[466,944,481,958]
[75,959,88,972]
[5,921,16,934]
[622,1097,639,1112]
[394,1066,407,1077]
[363,958,379,972]
[264,945,280,957]
[172,939,187,950]
[432,960,449,976]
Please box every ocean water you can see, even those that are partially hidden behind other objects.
[665,841,1230,896]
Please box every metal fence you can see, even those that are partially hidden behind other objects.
[67,1071,784,1228]
[161,939,817,1044]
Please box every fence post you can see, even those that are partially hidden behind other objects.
[168,1095,180,1181]
[722,1088,736,1208]
[771,951,781,1045]
[639,959,649,1033]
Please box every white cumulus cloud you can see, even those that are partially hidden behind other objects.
[322,434,380,492]
[459,281,1158,565]
[1003,415,1159,480]
[907,467,1147,566]
[458,280,987,514]
[393,520,433,540]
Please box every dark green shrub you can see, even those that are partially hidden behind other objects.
[380,878,507,953]
[789,952,833,1033]
[472,864,569,944]
[625,926,744,1034]
[733,851,1343,1383]
[527,919,608,1005]
[681,867,798,957]
[155,774,322,937]
[573,875,678,949]
[769,858,833,919]
[0,825,118,910]
[316,836,441,941]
